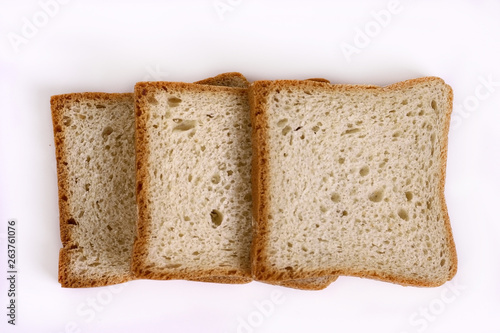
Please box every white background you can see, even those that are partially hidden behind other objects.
[0,0,499,332]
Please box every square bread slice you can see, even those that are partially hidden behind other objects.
[250,77,457,287]
[132,82,254,281]
[52,73,252,287]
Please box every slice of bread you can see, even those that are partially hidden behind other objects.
[52,93,136,287]
[132,82,254,281]
[53,73,252,287]
[250,77,457,286]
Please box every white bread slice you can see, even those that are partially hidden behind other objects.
[52,93,136,287]
[52,74,252,287]
[132,82,254,281]
[250,77,457,286]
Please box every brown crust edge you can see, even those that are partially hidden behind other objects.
[195,72,250,88]
[51,93,135,288]
[249,77,458,287]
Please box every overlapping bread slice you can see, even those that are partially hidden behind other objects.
[250,77,457,286]
[52,92,136,287]
[131,81,254,281]
[52,73,252,287]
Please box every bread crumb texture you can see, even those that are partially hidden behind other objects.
[259,78,456,285]
[136,84,253,277]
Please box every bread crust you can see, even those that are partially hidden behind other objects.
[195,72,250,88]
[249,77,457,287]
[51,92,135,288]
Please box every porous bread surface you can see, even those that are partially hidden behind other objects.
[133,82,253,280]
[251,77,457,286]
[52,93,136,287]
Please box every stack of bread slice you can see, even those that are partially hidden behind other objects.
[51,73,457,289]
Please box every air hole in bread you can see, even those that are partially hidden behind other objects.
[369,190,384,202]
[320,205,327,213]
[405,191,413,201]
[102,126,113,138]
[282,126,292,136]
[338,157,345,164]
[168,97,182,107]
[277,119,288,127]
[244,193,252,202]
[401,99,408,105]
[147,96,158,105]
[359,166,369,176]
[431,100,437,111]
[211,174,220,184]
[398,209,409,221]
[342,210,348,216]
[106,225,112,231]
[96,104,106,109]
[67,218,77,225]
[210,209,223,228]
[342,128,360,135]
[331,193,340,203]
[173,120,196,132]
[62,116,72,126]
